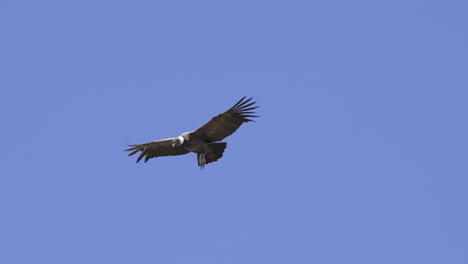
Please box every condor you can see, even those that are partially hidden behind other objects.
[125,97,259,169]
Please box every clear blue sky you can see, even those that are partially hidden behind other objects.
[2,1,467,263]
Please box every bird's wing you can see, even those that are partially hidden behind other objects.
[191,97,259,142]
[125,138,190,163]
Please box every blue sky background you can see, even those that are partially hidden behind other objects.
[2,0,468,263]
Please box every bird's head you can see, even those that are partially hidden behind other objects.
[172,136,185,147]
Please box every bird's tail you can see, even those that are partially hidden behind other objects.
[197,142,227,169]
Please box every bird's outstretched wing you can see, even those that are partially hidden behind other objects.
[125,138,190,163]
[191,97,259,142]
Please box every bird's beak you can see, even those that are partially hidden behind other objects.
[172,139,179,147]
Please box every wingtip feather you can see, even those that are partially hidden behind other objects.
[136,152,145,163]
[231,96,247,109]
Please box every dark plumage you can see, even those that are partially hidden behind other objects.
[125,138,190,163]
[125,97,259,168]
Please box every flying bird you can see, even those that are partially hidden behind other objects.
[125,96,259,169]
